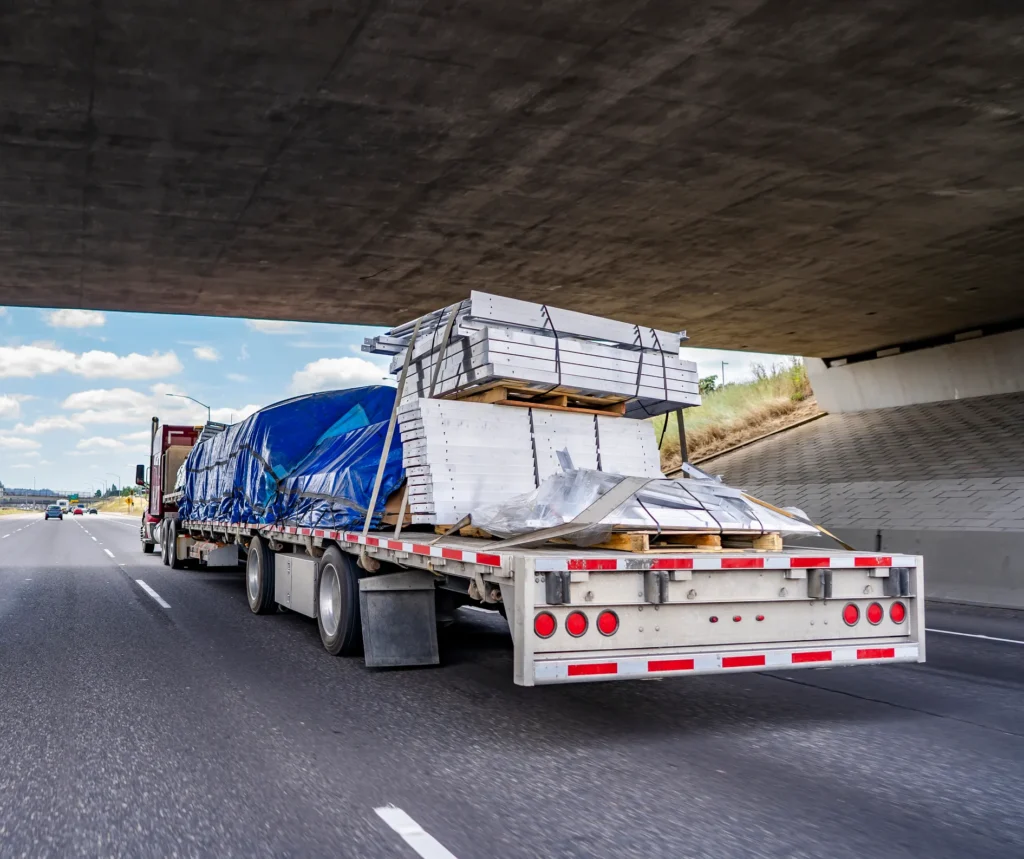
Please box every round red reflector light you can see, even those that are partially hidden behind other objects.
[890,601,907,624]
[534,612,556,638]
[709,616,719,623]
[755,615,765,622]
[843,603,860,626]
[866,603,884,625]
[597,610,619,636]
[565,611,588,637]
[732,615,742,622]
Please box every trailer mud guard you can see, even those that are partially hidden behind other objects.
[358,571,439,668]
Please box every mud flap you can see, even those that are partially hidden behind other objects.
[358,571,439,668]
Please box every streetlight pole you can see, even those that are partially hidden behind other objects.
[106,472,121,496]
[721,361,728,386]
[166,392,211,423]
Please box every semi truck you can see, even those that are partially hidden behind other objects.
[136,297,924,688]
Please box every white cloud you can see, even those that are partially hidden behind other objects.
[245,319,303,334]
[10,463,32,469]
[289,357,390,395]
[14,415,84,434]
[76,436,125,451]
[0,344,182,379]
[44,309,107,328]
[61,384,261,428]
[226,373,249,383]
[210,404,262,424]
[193,346,220,362]
[0,435,41,450]
[0,394,22,419]
[119,430,152,442]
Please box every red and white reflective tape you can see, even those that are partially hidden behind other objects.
[182,520,914,574]
[533,642,920,683]
[339,531,503,569]
[535,554,917,572]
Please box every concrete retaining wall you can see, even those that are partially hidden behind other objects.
[807,328,1024,413]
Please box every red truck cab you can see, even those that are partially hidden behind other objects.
[137,418,200,554]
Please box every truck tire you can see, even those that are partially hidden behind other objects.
[317,546,363,656]
[161,523,170,566]
[246,536,276,615]
[168,519,186,570]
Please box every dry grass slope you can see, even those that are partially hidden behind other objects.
[655,360,822,472]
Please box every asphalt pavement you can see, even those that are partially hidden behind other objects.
[0,511,1021,859]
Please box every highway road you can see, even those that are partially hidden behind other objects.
[0,511,1021,858]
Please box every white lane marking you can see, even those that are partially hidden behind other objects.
[136,580,171,609]
[104,549,115,559]
[90,536,97,542]
[927,628,1024,646]
[374,807,458,859]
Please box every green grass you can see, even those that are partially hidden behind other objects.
[654,359,818,470]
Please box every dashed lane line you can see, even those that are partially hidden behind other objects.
[135,580,171,609]
[375,807,458,859]
[104,549,115,559]
[927,628,1024,646]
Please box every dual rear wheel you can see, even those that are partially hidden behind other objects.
[245,539,363,656]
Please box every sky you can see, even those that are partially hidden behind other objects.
[0,306,794,492]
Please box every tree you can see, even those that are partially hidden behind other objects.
[698,375,718,396]
[94,489,101,497]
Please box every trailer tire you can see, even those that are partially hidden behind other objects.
[168,520,186,570]
[160,523,170,565]
[246,536,276,615]
[317,546,363,656]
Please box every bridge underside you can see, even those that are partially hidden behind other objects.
[3,1,1024,355]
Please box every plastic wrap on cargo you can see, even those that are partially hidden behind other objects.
[471,469,819,546]
[177,386,404,529]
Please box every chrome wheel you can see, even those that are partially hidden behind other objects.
[246,548,260,604]
[319,563,342,638]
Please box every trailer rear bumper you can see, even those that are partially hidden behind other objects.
[533,641,922,684]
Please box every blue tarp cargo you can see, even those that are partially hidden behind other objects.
[177,386,404,530]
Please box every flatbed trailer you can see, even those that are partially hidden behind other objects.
[171,514,924,687]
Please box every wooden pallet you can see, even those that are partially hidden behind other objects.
[434,523,784,554]
[571,531,784,554]
[452,383,627,417]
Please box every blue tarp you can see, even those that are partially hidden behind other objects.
[177,386,404,529]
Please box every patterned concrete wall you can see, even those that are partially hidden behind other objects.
[708,393,1024,533]
[705,392,1024,607]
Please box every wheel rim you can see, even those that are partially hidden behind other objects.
[246,548,260,603]
[319,563,342,638]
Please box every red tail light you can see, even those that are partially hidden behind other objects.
[843,603,860,626]
[596,610,618,636]
[890,601,907,624]
[866,603,884,625]
[565,611,588,637]
[534,612,556,638]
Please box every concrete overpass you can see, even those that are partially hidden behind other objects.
[3,0,1024,366]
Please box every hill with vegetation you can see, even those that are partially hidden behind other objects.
[655,359,821,472]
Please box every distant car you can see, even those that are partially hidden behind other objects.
[72,507,84,516]
[44,505,63,520]
[88,508,98,514]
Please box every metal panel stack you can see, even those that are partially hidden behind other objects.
[367,292,699,526]
[396,398,664,525]
[365,291,700,418]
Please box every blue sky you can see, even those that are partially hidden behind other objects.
[0,306,793,492]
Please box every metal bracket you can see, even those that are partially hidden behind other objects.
[806,569,833,600]
[545,570,571,605]
[884,567,911,597]
[644,570,670,604]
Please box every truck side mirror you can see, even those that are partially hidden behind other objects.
[135,464,146,486]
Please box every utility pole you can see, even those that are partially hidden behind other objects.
[721,361,728,385]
